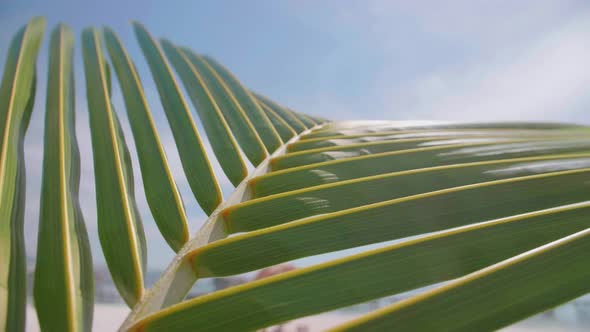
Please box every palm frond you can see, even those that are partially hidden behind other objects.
[0,16,589,332]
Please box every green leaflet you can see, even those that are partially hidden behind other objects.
[181,48,267,166]
[103,28,189,252]
[302,121,583,139]
[272,136,548,170]
[333,223,590,332]
[0,16,45,332]
[309,115,329,124]
[226,154,590,232]
[34,24,94,332]
[82,28,146,306]
[253,139,590,197]
[161,40,247,186]
[253,93,307,133]
[290,108,317,128]
[191,168,590,277]
[258,99,296,142]
[133,22,221,214]
[130,203,590,332]
[287,128,585,152]
[201,56,282,153]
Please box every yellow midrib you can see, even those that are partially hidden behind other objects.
[110,31,188,240]
[0,22,30,330]
[91,29,144,299]
[55,25,78,332]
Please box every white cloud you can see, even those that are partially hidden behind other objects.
[388,12,590,123]
[279,0,590,124]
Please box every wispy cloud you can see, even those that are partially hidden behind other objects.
[388,11,590,123]
[280,0,590,124]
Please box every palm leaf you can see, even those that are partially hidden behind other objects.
[34,23,94,332]
[127,203,590,332]
[0,16,45,332]
[302,121,585,139]
[201,55,283,153]
[254,138,590,196]
[103,28,189,252]
[254,92,308,133]
[121,119,590,331]
[82,28,146,306]
[180,48,268,166]
[333,224,590,332]
[252,92,309,134]
[287,128,585,152]
[258,100,298,141]
[229,154,590,232]
[133,22,221,214]
[1,15,589,332]
[161,39,247,186]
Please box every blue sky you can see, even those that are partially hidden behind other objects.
[1,0,590,270]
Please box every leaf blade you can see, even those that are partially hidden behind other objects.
[0,16,45,332]
[231,154,590,232]
[258,99,296,142]
[133,22,221,214]
[288,128,586,152]
[194,169,590,276]
[161,40,247,186]
[303,121,585,140]
[254,93,307,133]
[182,48,267,166]
[274,136,558,170]
[103,27,189,251]
[202,56,282,153]
[332,225,590,332]
[82,27,146,306]
[254,139,590,197]
[131,203,590,332]
[34,23,95,332]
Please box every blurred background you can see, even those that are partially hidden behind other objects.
[1,0,590,330]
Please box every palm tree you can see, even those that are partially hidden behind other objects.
[1,16,590,332]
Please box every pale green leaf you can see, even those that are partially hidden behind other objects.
[288,128,586,152]
[82,28,146,306]
[34,23,94,332]
[201,56,282,153]
[181,48,267,166]
[230,154,590,232]
[333,223,590,332]
[133,22,221,214]
[0,16,45,332]
[303,121,584,140]
[253,139,590,197]
[258,99,296,142]
[130,203,590,332]
[103,28,189,251]
[289,108,317,128]
[254,92,307,133]
[273,136,557,170]
[161,40,247,186]
[193,168,590,276]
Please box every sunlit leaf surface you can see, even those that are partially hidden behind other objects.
[0,16,45,332]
